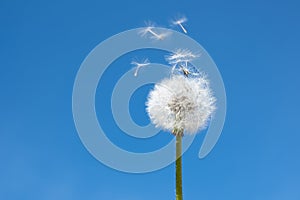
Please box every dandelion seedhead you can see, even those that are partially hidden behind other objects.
[172,16,188,33]
[146,75,216,134]
[131,58,151,77]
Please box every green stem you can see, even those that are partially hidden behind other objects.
[176,132,183,200]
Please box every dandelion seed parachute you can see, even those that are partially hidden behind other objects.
[139,21,171,40]
[146,75,216,134]
[165,49,199,66]
[139,26,171,40]
[172,17,188,33]
[131,59,150,77]
[166,49,200,76]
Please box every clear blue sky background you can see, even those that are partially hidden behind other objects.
[1,0,300,199]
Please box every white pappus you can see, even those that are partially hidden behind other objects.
[146,75,216,135]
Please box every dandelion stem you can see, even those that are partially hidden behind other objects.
[175,130,183,200]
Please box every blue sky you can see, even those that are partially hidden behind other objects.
[1,0,300,199]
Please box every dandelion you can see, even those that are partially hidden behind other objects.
[133,15,216,200]
[172,17,188,34]
[131,59,151,77]
[146,74,216,200]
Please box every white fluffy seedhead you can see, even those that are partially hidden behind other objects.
[146,75,216,134]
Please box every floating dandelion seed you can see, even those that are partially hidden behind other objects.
[166,49,199,64]
[166,49,200,75]
[139,26,161,39]
[146,75,216,134]
[131,59,151,77]
[139,22,171,40]
[172,17,188,34]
